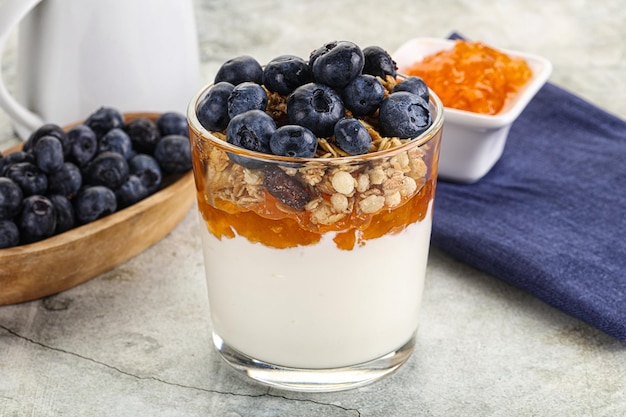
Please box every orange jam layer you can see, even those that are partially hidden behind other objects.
[406,40,532,115]
[198,180,434,251]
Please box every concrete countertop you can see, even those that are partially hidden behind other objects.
[1,0,625,416]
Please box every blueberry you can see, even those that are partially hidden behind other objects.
[67,124,98,167]
[263,55,313,96]
[0,151,34,176]
[18,195,56,243]
[6,162,48,196]
[98,128,133,159]
[310,41,364,89]
[128,154,162,193]
[341,74,385,116]
[226,110,276,154]
[196,82,235,131]
[227,82,268,118]
[48,194,75,234]
[393,76,429,102]
[33,135,64,174]
[84,151,129,189]
[47,162,82,198]
[73,186,117,224]
[362,46,397,79]
[269,125,318,158]
[153,135,192,173]
[0,177,23,220]
[379,92,432,138]
[308,42,334,71]
[226,110,276,168]
[334,117,372,155]
[24,124,71,158]
[156,112,188,138]
[214,55,264,85]
[115,175,149,208]
[85,107,125,139]
[287,83,345,138]
[124,118,161,154]
[0,219,19,248]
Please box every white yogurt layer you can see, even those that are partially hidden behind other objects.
[199,204,433,369]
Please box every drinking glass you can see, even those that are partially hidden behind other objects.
[187,83,444,392]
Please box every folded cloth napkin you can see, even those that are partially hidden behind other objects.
[430,64,626,342]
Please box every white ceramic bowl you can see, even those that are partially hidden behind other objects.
[392,37,552,183]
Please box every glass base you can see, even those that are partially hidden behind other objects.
[212,332,416,392]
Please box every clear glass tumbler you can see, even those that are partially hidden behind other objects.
[187,84,444,392]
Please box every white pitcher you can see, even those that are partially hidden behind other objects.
[0,0,201,139]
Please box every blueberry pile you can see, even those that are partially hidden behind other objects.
[196,41,432,164]
[0,107,192,249]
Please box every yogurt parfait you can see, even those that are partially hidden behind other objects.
[187,41,444,392]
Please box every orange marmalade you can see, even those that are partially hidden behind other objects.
[406,40,532,115]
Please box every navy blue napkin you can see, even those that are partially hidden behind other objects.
[431,73,626,342]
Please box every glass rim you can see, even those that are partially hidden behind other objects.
[186,80,444,165]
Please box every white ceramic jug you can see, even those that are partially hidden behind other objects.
[0,0,201,139]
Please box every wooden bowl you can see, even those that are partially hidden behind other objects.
[0,112,196,305]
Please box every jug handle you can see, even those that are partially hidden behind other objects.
[0,0,45,138]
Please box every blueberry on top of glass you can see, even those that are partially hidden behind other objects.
[196,40,435,165]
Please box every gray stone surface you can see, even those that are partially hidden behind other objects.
[1,0,625,416]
